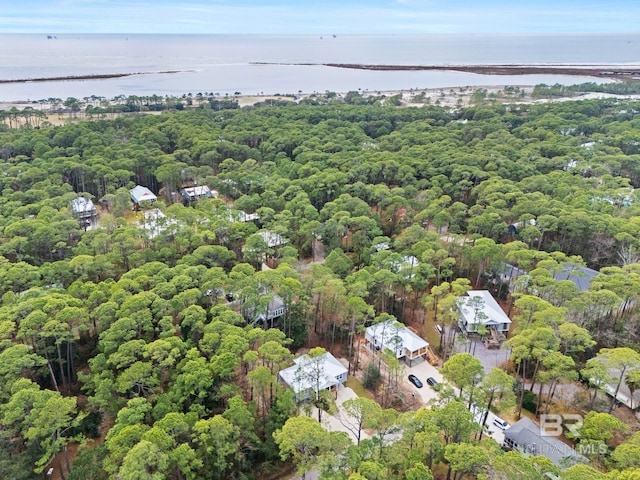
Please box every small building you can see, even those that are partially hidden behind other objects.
[278,351,348,402]
[373,241,391,252]
[392,255,420,279]
[458,290,511,334]
[493,262,528,291]
[364,320,429,366]
[130,185,157,210]
[140,208,177,239]
[252,295,286,325]
[181,185,218,204]
[70,197,97,229]
[228,210,260,223]
[258,230,287,248]
[503,417,587,467]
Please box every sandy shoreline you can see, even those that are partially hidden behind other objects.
[3,86,640,119]
[3,63,640,125]
[0,86,515,112]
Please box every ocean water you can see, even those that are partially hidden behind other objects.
[0,33,638,102]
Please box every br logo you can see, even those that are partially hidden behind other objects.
[539,414,583,437]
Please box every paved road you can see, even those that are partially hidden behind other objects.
[289,358,509,480]
[404,357,444,404]
[405,357,508,444]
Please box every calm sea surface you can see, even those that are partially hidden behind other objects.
[0,33,638,102]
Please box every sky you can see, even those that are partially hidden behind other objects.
[1,0,639,35]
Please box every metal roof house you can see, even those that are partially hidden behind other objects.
[130,185,157,210]
[71,197,98,230]
[553,265,599,292]
[180,185,218,203]
[258,231,287,248]
[364,320,429,366]
[71,197,96,218]
[457,290,512,333]
[228,210,260,223]
[278,351,348,402]
[391,255,420,279]
[503,417,587,467]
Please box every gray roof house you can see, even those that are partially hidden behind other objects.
[503,417,587,467]
[278,351,348,402]
[252,295,286,325]
[553,265,599,292]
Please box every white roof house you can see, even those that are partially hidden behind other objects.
[278,352,348,402]
[364,320,429,365]
[71,197,98,230]
[391,255,420,279]
[181,185,218,202]
[130,185,157,206]
[139,208,177,239]
[228,210,260,223]
[70,197,96,217]
[458,290,512,333]
[258,231,287,248]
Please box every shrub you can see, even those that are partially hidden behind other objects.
[522,390,538,414]
[363,361,382,390]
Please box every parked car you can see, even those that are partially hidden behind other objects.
[408,374,423,388]
[493,417,509,430]
[426,377,438,387]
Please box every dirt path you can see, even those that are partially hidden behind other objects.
[312,239,325,263]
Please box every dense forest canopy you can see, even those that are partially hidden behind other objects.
[1,91,640,479]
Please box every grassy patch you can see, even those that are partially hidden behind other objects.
[346,377,376,400]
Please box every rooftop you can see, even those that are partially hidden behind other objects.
[553,265,599,292]
[70,196,95,214]
[365,320,428,358]
[279,352,347,395]
[130,185,157,204]
[504,417,587,466]
[228,210,260,223]
[458,290,512,326]
[181,185,217,198]
[258,230,287,248]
